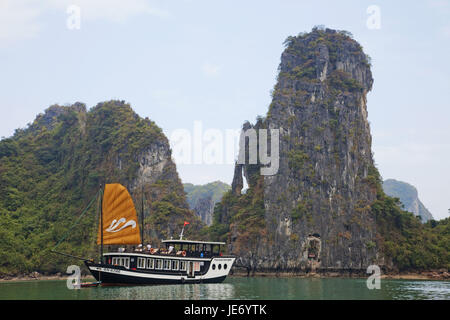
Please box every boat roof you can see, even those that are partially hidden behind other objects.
[162,239,226,245]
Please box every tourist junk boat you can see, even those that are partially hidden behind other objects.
[84,183,235,285]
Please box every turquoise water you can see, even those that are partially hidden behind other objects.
[0,277,449,300]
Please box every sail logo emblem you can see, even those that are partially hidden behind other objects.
[106,218,137,233]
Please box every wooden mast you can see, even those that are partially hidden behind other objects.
[141,185,144,245]
[100,184,104,263]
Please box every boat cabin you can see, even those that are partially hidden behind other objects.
[101,240,229,280]
[161,239,225,258]
[61,183,235,285]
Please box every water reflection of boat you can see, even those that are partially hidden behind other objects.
[95,283,236,300]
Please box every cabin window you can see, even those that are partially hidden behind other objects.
[205,244,212,256]
[171,260,179,271]
[155,259,163,270]
[113,257,129,269]
[147,258,154,269]
[212,264,216,270]
[137,257,146,269]
[163,259,171,270]
[179,261,186,271]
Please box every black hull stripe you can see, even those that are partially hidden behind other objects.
[89,269,227,285]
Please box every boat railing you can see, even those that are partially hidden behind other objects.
[126,249,217,258]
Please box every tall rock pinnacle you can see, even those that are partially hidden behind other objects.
[217,27,381,272]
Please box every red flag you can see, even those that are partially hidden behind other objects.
[184,221,190,227]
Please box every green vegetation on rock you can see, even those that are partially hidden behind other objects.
[370,168,449,271]
[0,100,201,276]
[209,27,449,273]
[184,181,230,209]
[382,179,434,222]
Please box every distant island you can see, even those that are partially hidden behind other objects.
[383,179,434,222]
[184,181,230,226]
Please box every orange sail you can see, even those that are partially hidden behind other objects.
[97,183,141,245]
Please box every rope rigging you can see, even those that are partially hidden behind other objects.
[51,188,101,261]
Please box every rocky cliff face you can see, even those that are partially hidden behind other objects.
[81,100,199,243]
[192,196,215,226]
[216,28,382,272]
[383,179,434,222]
[184,181,231,226]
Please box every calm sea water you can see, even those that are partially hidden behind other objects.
[0,277,449,300]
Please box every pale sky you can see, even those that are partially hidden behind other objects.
[1,0,449,219]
